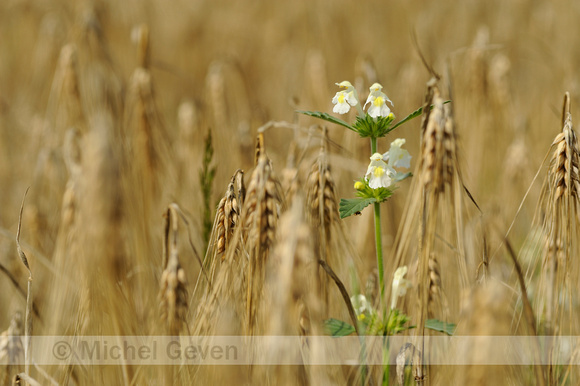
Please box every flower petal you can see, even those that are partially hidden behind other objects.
[333,102,350,114]
[346,91,358,106]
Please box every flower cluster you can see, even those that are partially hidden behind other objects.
[364,138,411,189]
[348,270,414,336]
[332,81,394,118]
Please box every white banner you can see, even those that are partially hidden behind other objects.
[0,335,577,365]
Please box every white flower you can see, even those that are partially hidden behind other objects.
[364,83,394,118]
[365,153,393,189]
[332,90,357,114]
[350,294,371,315]
[332,81,364,116]
[383,138,412,169]
[390,266,412,310]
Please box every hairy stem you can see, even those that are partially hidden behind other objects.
[370,137,385,298]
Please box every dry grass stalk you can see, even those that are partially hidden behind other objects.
[15,189,32,378]
[159,205,188,335]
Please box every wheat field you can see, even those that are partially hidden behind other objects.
[1,0,579,385]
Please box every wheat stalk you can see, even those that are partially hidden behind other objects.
[159,204,188,335]
[242,149,281,334]
[210,132,283,334]
[386,79,472,381]
[538,97,580,336]
[260,193,333,384]
[306,128,340,309]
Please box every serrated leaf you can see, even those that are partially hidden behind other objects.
[297,110,355,131]
[339,197,377,219]
[390,106,424,131]
[425,319,456,335]
[323,318,356,337]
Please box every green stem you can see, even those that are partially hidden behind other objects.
[370,137,385,298]
[374,202,384,298]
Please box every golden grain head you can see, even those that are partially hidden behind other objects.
[420,86,456,193]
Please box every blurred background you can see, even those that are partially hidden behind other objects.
[0,0,579,381]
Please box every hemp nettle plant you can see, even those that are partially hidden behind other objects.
[301,82,455,385]
[300,80,424,306]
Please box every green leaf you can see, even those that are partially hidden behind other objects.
[425,319,456,335]
[339,197,377,219]
[297,110,355,131]
[323,318,356,337]
[386,309,413,334]
[390,106,424,131]
[389,101,451,132]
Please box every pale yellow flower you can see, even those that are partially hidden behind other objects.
[365,153,392,189]
[383,138,411,169]
[390,266,412,309]
[333,81,364,116]
[364,83,393,118]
